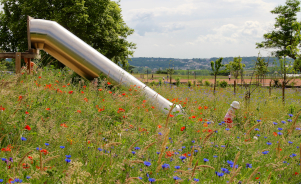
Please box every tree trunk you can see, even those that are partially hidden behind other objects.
[214,74,216,94]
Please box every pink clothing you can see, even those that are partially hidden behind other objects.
[224,107,236,128]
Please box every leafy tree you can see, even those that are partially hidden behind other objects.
[254,54,269,85]
[211,57,223,93]
[225,57,245,80]
[0,0,136,68]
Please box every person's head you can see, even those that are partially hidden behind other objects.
[230,101,240,110]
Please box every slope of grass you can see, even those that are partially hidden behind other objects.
[0,68,301,183]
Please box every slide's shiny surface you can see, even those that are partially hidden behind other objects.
[29,18,182,114]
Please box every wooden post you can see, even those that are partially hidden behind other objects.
[15,52,21,74]
[282,81,285,104]
[26,58,31,74]
[269,81,271,96]
[234,80,236,96]
[170,76,172,84]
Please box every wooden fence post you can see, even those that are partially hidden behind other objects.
[269,81,271,96]
[234,80,236,96]
[15,52,21,74]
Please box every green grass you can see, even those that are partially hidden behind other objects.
[0,68,301,183]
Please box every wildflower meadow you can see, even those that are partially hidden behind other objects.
[0,68,301,183]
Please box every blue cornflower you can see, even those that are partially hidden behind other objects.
[221,121,225,124]
[221,145,226,147]
[148,178,155,183]
[215,172,224,177]
[182,146,186,149]
[65,155,71,158]
[278,128,283,131]
[296,128,301,130]
[193,178,199,182]
[162,163,170,169]
[218,123,222,126]
[246,163,252,168]
[173,176,181,180]
[158,132,162,135]
[264,136,267,139]
[45,143,49,146]
[175,166,181,169]
[1,158,6,161]
[257,120,261,122]
[60,146,65,149]
[179,156,186,161]
[227,160,234,165]
[21,137,26,141]
[203,158,209,162]
[134,147,141,150]
[289,114,293,117]
[26,176,31,179]
[237,137,240,138]
[221,168,230,174]
[288,141,293,144]
[290,153,297,157]
[131,151,136,155]
[254,128,259,131]
[65,159,71,163]
[283,161,287,164]
[138,177,142,180]
[0,179,3,182]
[281,121,286,124]
[156,152,160,154]
[166,146,169,149]
[288,119,292,122]
[257,134,260,137]
[194,150,198,153]
[267,142,272,146]
[225,128,230,131]
[213,155,218,158]
[278,132,283,135]
[230,164,238,168]
[262,151,269,154]
[192,140,195,143]
[144,161,151,167]
[36,147,42,150]
[273,122,278,125]
[98,148,102,151]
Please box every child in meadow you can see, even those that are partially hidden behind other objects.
[224,101,240,128]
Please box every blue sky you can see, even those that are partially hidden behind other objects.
[1,0,300,58]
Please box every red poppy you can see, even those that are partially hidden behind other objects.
[77,110,81,113]
[84,98,88,102]
[25,111,29,115]
[157,125,162,128]
[208,129,213,133]
[169,114,174,117]
[60,123,68,127]
[294,172,299,175]
[98,88,103,91]
[255,177,260,179]
[203,123,208,127]
[38,76,41,78]
[143,100,147,103]
[0,106,5,111]
[18,96,23,101]
[83,85,86,89]
[107,82,111,85]
[192,116,196,118]
[68,91,73,94]
[151,106,155,109]
[24,125,31,131]
[122,93,126,96]
[62,85,66,88]
[109,91,112,94]
[165,151,174,158]
[1,144,12,152]
[46,108,50,111]
[40,149,48,155]
[81,91,84,94]
[198,118,203,122]
[181,126,185,131]
[273,132,278,137]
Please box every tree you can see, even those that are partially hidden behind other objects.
[0,0,136,68]
[256,0,301,103]
[225,57,245,81]
[211,57,223,93]
[254,53,269,86]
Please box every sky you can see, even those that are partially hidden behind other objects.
[1,1,300,58]
[118,0,301,58]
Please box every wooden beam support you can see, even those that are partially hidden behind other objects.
[0,52,40,59]
[15,52,21,74]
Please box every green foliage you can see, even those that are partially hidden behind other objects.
[219,80,228,88]
[256,0,301,69]
[198,79,203,86]
[188,81,192,87]
[0,0,136,68]
[254,54,269,77]
[175,77,180,87]
[225,57,246,79]
[204,80,210,86]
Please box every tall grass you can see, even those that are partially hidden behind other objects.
[0,68,300,183]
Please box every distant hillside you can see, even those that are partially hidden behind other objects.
[128,57,294,72]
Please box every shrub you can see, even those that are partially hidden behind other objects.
[188,81,192,87]
[198,79,203,86]
[158,78,162,86]
[175,77,180,87]
[150,81,156,86]
[205,80,210,86]
[219,80,228,88]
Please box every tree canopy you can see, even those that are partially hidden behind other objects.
[0,0,136,67]
[225,57,245,79]
[256,0,301,60]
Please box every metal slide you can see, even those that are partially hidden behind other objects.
[29,18,182,114]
